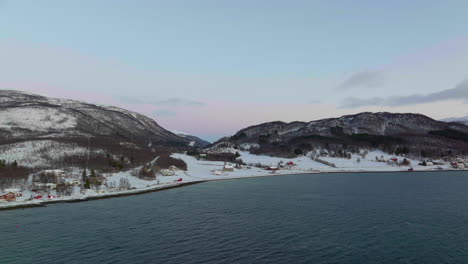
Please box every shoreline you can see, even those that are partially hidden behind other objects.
[1,168,466,211]
[0,181,205,211]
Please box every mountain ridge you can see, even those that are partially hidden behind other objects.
[0,90,194,169]
[440,116,468,126]
[212,112,468,158]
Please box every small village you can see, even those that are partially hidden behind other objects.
[1,150,467,207]
[0,164,185,205]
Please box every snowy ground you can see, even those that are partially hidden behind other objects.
[0,140,104,168]
[0,150,459,210]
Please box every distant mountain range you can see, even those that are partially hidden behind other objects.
[1,90,466,169]
[213,112,468,158]
[440,116,468,126]
[171,130,211,148]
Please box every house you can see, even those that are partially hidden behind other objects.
[266,166,279,171]
[46,183,57,189]
[214,170,222,175]
[199,154,207,158]
[34,195,43,199]
[43,169,65,177]
[451,161,465,169]
[390,157,398,162]
[5,188,22,197]
[160,169,175,176]
[47,194,56,199]
[0,192,17,201]
[387,159,399,166]
[67,179,81,185]
[286,161,296,166]
[168,165,179,171]
[34,183,57,189]
[223,163,234,172]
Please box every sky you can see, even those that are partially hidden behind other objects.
[1,0,468,141]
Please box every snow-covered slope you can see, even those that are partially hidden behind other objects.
[0,90,192,168]
[0,90,188,145]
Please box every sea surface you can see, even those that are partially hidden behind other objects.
[1,171,468,264]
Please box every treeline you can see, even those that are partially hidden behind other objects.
[0,162,30,190]
[0,159,18,169]
[429,129,468,142]
[225,129,467,158]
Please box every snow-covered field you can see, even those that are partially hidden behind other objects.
[0,150,459,210]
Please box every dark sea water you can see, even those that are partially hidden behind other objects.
[1,171,468,264]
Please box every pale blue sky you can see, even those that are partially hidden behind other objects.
[1,0,468,140]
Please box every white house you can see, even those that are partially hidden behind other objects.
[223,164,234,172]
[43,169,65,177]
[66,179,81,185]
[160,169,175,176]
[35,183,57,189]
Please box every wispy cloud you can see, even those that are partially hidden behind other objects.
[155,98,204,106]
[337,70,384,90]
[340,79,468,108]
[118,96,204,107]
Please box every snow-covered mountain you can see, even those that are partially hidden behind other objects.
[0,90,193,168]
[171,130,211,148]
[440,116,468,126]
[0,90,187,145]
[213,112,468,157]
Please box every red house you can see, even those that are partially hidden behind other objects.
[5,189,22,197]
[0,192,17,201]
[34,195,43,199]
[177,178,183,182]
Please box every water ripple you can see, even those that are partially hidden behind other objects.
[1,171,468,264]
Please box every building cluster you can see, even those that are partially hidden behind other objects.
[160,165,180,176]
[450,158,467,169]
[0,188,22,202]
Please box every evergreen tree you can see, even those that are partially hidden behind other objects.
[84,178,91,189]
[91,169,96,177]
[12,160,18,168]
